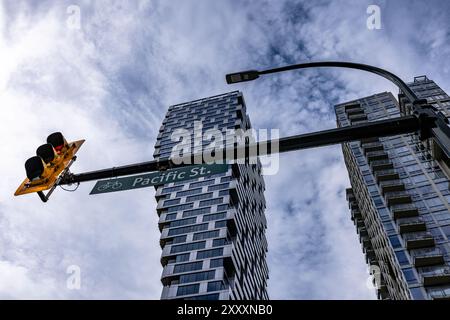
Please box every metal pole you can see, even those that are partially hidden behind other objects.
[59,115,420,185]
[257,61,423,105]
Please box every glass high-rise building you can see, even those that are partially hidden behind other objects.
[153,91,269,300]
[336,76,450,300]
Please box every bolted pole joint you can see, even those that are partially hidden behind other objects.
[411,100,439,140]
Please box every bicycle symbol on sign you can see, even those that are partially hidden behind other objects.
[97,180,123,191]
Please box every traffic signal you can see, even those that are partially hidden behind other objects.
[47,132,69,155]
[15,132,84,199]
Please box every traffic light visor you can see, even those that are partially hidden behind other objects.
[47,132,67,154]
[36,143,57,164]
[25,156,45,180]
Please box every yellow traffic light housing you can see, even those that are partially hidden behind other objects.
[15,132,84,199]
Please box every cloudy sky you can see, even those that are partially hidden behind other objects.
[1,0,450,299]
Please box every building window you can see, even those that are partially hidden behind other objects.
[215,220,227,228]
[207,281,225,292]
[210,258,223,268]
[383,221,395,233]
[187,192,213,202]
[442,225,450,238]
[176,188,202,197]
[175,253,190,263]
[426,197,443,208]
[197,248,224,259]
[388,235,402,249]
[208,183,230,192]
[411,174,427,183]
[367,185,378,194]
[190,180,215,189]
[402,268,417,284]
[199,198,223,207]
[217,204,230,211]
[203,212,227,222]
[395,250,409,266]
[373,196,384,207]
[169,217,197,228]
[193,230,220,241]
[162,185,184,194]
[213,238,229,247]
[173,261,203,273]
[184,293,220,300]
[172,235,187,244]
[163,198,181,206]
[377,208,390,218]
[166,213,177,221]
[182,207,211,218]
[168,223,208,237]
[170,241,206,254]
[179,270,215,284]
[176,284,200,296]
[168,203,194,213]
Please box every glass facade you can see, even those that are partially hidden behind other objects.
[336,76,450,300]
[154,91,269,300]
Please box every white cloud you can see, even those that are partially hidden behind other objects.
[1,0,449,299]
[0,2,162,299]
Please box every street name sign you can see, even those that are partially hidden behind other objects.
[90,163,228,195]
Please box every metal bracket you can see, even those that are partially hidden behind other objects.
[411,100,439,140]
[37,156,77,203]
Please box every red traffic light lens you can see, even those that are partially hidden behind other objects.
[47,132,66,154]
[25,156,45,180]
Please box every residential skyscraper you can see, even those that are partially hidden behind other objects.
[336,76,450,300]
[153,91,269,300]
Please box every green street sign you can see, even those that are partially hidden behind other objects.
[90,163,229,195]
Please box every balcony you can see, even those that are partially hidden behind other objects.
[346,192,356,203]
[351,208,362,220]
[367,151,389,162]
[403,232,435,250]
[391,204,419,220]
[370,159,394,171]
[362,142,384,154]
[375,169,399,182]
[422,266,450,286]
[355,218,365,229]
[430,288,450,300]
[236,104,243,118]
[411,247,444,267]
[398,217,426,234]
[377,284,389,298]
[349,113,368,122]
[346,108,365,116]
[360,235,371,249]
[365,247,376,258]
[358,227,368,237]
[379,180,405,195]
[385,190,412,206]
[344,103,361,111]
[351,120,368,125]
[366,249,377,265]
[362,238,372,249]
[360,137,379,144]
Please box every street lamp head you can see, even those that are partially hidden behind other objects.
[226,70,260,84]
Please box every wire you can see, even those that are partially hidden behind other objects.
[59,182,80,192]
